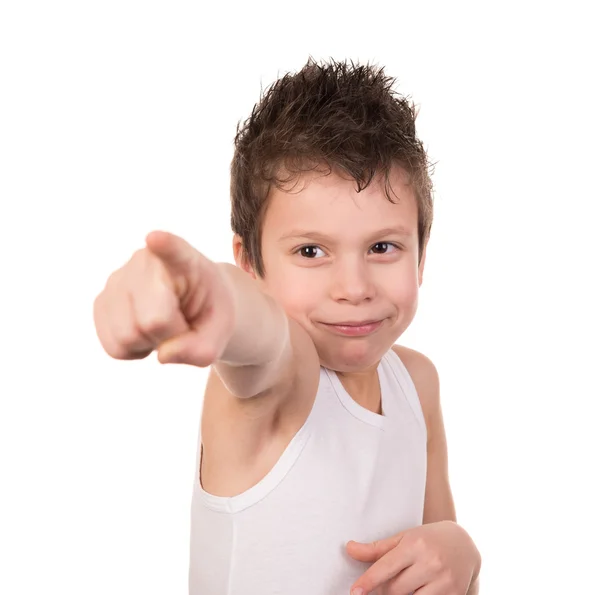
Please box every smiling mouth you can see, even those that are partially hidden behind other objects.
[318,320,384,336]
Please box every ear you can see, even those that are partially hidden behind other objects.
[418,240,428,287]
[232,234,257,279]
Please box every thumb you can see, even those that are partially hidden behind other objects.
[156,309,230,367]
[346,534,403,563]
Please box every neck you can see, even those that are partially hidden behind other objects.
[336,364,382,414]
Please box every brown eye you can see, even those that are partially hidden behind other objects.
[371,242,390,254]
[299,246,323,258]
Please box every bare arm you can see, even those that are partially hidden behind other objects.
[393,345,481,592]
[213,263,296,398]
[216,263,289,368]
[94,232,314,403]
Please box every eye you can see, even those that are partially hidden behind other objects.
[297,245,325,258]
[370,242,398,254]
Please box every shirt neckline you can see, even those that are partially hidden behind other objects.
[323,356,387,429]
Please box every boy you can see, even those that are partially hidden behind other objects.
[94,59,481,594]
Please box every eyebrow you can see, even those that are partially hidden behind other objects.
[278,226,414,243]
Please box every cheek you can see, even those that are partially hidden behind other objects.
[261,263,320,316]
[383,267,420,306]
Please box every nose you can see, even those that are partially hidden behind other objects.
[329,259,375,305]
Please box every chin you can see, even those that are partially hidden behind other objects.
[316,339,388,372]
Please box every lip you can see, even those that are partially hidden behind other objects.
[318,319,384,337]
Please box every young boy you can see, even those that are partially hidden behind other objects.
[94,59,481,594]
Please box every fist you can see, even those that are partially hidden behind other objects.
[93,231,235,367]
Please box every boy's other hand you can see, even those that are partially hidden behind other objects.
[346,521,480,595]
[93,231,235,367]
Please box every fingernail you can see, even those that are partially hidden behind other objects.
[351,589,364,595]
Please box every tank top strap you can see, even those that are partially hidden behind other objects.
[380,349,427,436]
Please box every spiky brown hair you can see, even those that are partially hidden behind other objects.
[230,57,434,277]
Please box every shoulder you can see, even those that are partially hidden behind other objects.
[392,345,457,524]
[391,344,439,382]
[391,344,440,441]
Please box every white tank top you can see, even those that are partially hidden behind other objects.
[189,349,427,594]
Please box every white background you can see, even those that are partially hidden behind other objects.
[1,1,599,593]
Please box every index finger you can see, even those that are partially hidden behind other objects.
[145,230,204,274]
[350,547,413,595]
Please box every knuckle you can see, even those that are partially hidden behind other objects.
[123,249,151,278]
[428,553,444,573]
[413,535,427,552]
[441,569,459,593]
[134,283,180,335]
[98,327,141,360]
[103,275,118,295]
[136,308,173,336]
[112,324,145,350]
[131,248,147,263]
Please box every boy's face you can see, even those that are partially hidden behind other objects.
[235,166,425,373]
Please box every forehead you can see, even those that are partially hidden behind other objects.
[262,167,418,239]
